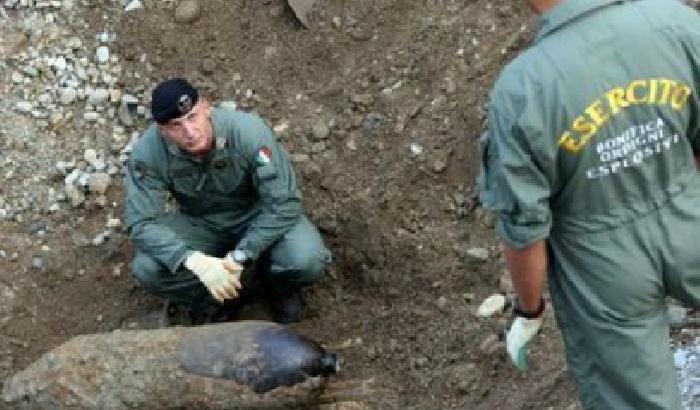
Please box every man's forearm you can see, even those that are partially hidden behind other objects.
[501,239,548,313]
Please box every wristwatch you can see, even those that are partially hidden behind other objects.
[230,249,249,266]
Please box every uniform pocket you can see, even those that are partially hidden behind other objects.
[210,166,245,194]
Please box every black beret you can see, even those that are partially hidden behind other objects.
[151,78,199,124]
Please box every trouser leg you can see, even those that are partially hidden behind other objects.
[548,217,682,410]
[659,187,700,308]
[130,213,228,311]
[257,215,331,290]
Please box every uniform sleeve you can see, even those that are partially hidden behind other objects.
[123,148,191,272]
[477,100,553,249]
[234,116,302,260]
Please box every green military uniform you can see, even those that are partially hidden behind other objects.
[125,107,331,312]
[479,0,700,408]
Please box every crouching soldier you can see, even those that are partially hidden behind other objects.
[124,78,331,324]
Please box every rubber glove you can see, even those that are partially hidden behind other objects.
[184,251,242,303]
[506,299,544,371]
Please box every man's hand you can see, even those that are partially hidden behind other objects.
[506,298,545,371]
[184,251,242,303]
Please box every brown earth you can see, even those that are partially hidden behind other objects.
[0,1,582,409]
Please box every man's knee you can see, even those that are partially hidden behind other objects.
[270,245,331,285]
[296,246,332,280]
[131,252,168,291]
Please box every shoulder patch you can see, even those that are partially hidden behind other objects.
[255,146,272,166]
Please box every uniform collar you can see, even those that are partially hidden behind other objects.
[535,0,627,42]
[162,108,228,160]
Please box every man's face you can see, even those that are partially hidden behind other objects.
[159,99,213,156]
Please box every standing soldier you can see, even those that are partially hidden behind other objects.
[125,78,331,324]
[479,0,700,408]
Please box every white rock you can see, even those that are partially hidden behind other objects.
[106,218,121,229]
[466,247,489,261]
[124,0,143,12]
[109,88,122,104]
[31,110,49,119]
[88,173,110,194]
[11,72,24,84]
[51,56,67,72]
[66,36,82,49]
[175,0,201,23]
[92,230,111,246]
[83,112,100,122]
[59,87,77,105]
[273,122,289,134]
[74,64,87,81]
[476,294,506,318]
[97,31,109,43]
[87,88,110,106]
[409,143,423,156]
[14,101,33,113]
[56,160,75,175]
[84,149,97,165]
[95,46,110,63]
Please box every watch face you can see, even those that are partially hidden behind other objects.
[233,250,247,263]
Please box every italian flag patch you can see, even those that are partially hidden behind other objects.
[255,146,272,165]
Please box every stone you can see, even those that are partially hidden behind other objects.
[87,88,110,106]
[175,0,201,24]
[124,0,143,12]
[466,247,489,261]
[14,101,33,113]
[476,294,506,318]
[312,120,329,141]
[59,87,78,105]
[95,46,110,63]
[88,173,110,194]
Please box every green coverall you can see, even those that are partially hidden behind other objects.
[478,0,700,408]
[124,107,331,312]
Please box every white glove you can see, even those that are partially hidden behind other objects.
[184,251,242,303]
[506,315,543,371]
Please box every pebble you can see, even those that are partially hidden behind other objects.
[31,255,44,270]
[476,294,506,318]
[312,120,329,141]
[124,0,143,12]
[466,247,489,261]
[87,88,110,106]
[14,101,33,113]
[95,46,110,63]
[88,173,110,194]
[59,87,78,105]
[409,143,423,157]
[175,0,201,24]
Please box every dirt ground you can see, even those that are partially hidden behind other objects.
[0,0,582,408]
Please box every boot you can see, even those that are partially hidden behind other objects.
[268,288,303,324]
[164,302,194,327]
